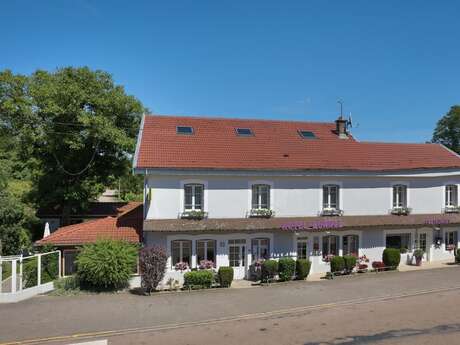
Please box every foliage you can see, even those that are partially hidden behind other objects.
[52,276,81,295]
[22,252,60,288]
[372,261,385,271]
[183,270,214,289]
[456,249,460,264]
[330,256,345,273]
[343,255,357,272]
[382,248,401,269]
[278,257,296,281]
[199,260,214,270]
[139,246,167,294]
[76,239,138,290]
[295,259,311,280]
[413,249,424,260]
[432,105,460,153]
[218,267,234,287]
[250,208,273,218]
[261,259,278,282]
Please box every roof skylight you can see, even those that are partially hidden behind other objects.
[235,128,253,136]
[176,126,194,135]
[298,130,316,139]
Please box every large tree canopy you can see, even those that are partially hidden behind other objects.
[0,67,144,224]
[432,105,460,153]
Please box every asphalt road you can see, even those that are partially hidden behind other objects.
[2,266,460,344]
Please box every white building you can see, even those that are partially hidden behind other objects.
[134,114,460,280]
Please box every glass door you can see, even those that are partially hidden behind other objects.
[229,239,246,279]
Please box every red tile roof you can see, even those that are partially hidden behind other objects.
[135,115,460,172]
[36,202,142,246]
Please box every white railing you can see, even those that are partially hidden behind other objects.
[0,251,61,303]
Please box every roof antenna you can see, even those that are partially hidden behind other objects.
[337,99,344,120]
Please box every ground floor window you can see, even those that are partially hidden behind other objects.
[342,235,359,256]
[418,233,427,252]
[171,240,192,267]
[63,250,78,276]
[251,238,270,261]
[229,239,246,267]
[386,233,411,251]
[297,237,308,259]
[197,240,216,265]
[322,235,339,257]
[445,231,458,250]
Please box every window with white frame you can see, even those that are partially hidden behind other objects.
[446,185,458,207]
[252,184,270,209]
[322,235,339,257]
[392,185,407,208]
[342,235,359,256]
[184,184,204,211]
[323,185,339,210]
[418,233,427,252]
[445,231,458,250]
[171,240,192,266]
[196,240,216,264]
[251,238,270,261]
[297,237,308,260]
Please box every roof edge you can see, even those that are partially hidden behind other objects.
[133,113,146,170]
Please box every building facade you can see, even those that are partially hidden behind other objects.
[134,114,460,281]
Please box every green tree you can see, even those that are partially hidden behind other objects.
[0,67,144,225]
[432,105,460,153]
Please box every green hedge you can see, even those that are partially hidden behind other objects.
[218,267,234,287]
[456,249,460,264]
[343,255,357,272]
[382,248,401,269]
[330,256,345,273]
[261,259,278,282]
[278,258,296,281]
[183,270,214,289]
[296,259,311,280]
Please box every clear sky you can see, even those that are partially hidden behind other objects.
[2,1,460,142]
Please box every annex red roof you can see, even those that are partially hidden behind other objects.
[135,115,460,172]
[36,202,142,246]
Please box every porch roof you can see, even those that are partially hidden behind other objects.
[143,213,460,233]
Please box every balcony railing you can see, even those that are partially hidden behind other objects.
[320,208,343,217]
[180,210,208,220]
[390,206,411,216]
[248,208,274,218]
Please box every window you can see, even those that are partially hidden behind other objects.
[343,235,359,256]
[252,184,270,209]
[312,236,320,256]
[171,240,192,266]
[323,185,339,210]
[184,184,204,211]
[297,237,308,260]
[298,130,316,139]
[386,234,411,251]
[236,128,253,136]
[322,235,339,257]
[228,239,246,267]
[445,231,458,250]
[393,185,407,208]
[197,240,216,264]
[446,185,458,207]
[418,233,427,252]
[251,238,270,261]
[176,126,193,135]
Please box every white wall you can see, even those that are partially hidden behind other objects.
[144,174,460,219]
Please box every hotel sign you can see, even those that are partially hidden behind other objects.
[281,220,343,231]
[424,217,450,226]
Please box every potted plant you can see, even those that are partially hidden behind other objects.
[413,249,424,266]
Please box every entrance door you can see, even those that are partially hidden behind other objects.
[229,239,246,279]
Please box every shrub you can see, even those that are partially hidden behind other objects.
[296,259,311,280]
[278,257,296,281]
[382,248,401,269]
[343,255,357,272]
[413,249,424,260]
[372,261,385,271]
[183,270,213,289]
[261,259,278,282]
[218,266,234,287]
[330,256,345,273]
[456,249,460,264]
[76,239,138,290]
[139,246,168,294]
[52,276,81,295]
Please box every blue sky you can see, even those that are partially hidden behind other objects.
[2,0,460,142]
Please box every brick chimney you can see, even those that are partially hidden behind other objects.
[335,116,348,139]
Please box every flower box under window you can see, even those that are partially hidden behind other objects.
[444,206,460,214]
[390,207,411,216]
[320,208,343,217]
[180,210,208,220]
[249,208,274,218]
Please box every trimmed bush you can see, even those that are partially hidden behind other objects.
[278,257,296,281]
[261,259,278,282]
[456,249,460,264]
[296,259,311,280]
[382,248,401,269]
[76,239,138,290]
[139,246,168,294]
[343,255,357,272]
[218,266,234,287]
[183,270,213,289]
[330,256,345,273]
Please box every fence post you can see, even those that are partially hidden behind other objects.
[19,255,23,291]
[11,260,17,293]
[37,254,41,287]
[58,251,62,278]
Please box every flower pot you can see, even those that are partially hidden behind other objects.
[415,257,422,266]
